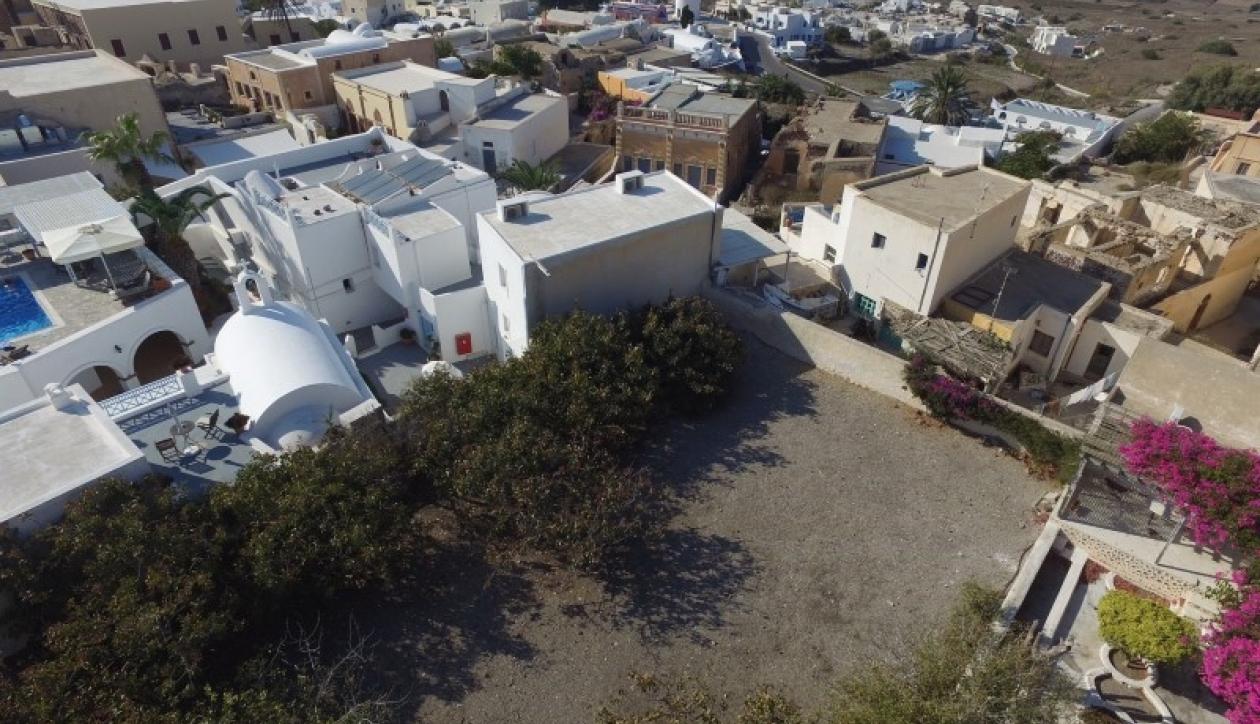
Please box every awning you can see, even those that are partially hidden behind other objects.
[44,216,144,264]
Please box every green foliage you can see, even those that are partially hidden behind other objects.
[909,65,970,125]
[313,19,341,37]
[867,29,886,42]
[86,112,174,191]
[827,582,1075,723]
[1114,112,1208,164]
[825,25,851,44]
[680,4,694,28]
[995,130,1061,179]
[498,43,544,79]
[398,301,741,566]
[598,673,803,724]
[868,36,895,61]
[754,74,806,105]
[1166,64,1260,116]
[498,159,562,190]
[1198,39,1238,56]
[129,186,226,297]
[434,36,456,58]
[1098,590,1199,664]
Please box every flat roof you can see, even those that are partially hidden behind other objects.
[0,387,143,525]
[32,0,214,9]
[232,49,306,71]
[0,50,149,96]
[335,61,464,94]
[14,188,129,240]
[187,129,302,167]
[384,200,462,240]
[0,172,101,217]
[949,248,1105,321]
[855,165,1027,230]
[719,208,787,267]
[471,93,564,130]
[482,171,713,261]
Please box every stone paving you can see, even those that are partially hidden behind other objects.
[1,251,126,348]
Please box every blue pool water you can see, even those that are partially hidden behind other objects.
[0,276,53,345]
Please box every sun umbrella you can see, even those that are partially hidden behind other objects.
[42,216,145,289]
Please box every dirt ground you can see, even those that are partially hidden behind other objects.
[809,46,1042,105]
[363,340,1052,723]
[1005,0,1260,102]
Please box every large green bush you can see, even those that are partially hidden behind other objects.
[635,297,743,414]
[1167,65,1260,116]
[1113,112,1208,165]
[1098,589,1199,665]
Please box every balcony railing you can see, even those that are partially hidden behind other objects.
[100,374,182,420]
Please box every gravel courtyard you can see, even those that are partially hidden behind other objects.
[370,340,1051,722]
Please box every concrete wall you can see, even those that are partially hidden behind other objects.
[1061,317,1145,380]
[419,283,495,361]
[1210,132,1260,177]
[925,188,1027,314]
[476,214,530,357]
[460,94,569,171]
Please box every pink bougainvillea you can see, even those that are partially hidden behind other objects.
[1120,420,1260,723]
[1119,419,1260,553]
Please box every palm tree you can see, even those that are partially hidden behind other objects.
[129,187,227,298]
[252,0,298,34]
[908,66,971,126]
[498,160,561,192]
[86,113,176,191]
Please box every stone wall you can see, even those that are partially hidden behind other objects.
[1058,522,1195,602]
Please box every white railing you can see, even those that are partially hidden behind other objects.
[100,374,181,420]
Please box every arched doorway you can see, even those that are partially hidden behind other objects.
[133,331,189,384]
[66,365,125,401]
[439,90,450,113]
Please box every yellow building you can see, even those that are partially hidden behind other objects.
[1210,130,1260,178]
[614,83,759,203]
[225,24,436,116]
[30,0,250,70]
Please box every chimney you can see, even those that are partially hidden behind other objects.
[615,170,645,193]
[497,199,529,222]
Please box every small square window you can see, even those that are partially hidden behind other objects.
[187,28,200,46]
[1239,162,1253,175]
[706,167,717,186]
[498,264,507,288]
[304,90,312,99]
[1029,330,1055,357]
[269,33,281,45]
[823,244,836,263]
[871,232,886,249]
[110,38,126,57]
[217,25,228,41]
[672,162,682,176]
[655,159,665,171]
[502,313,511,332]
[342,278,355,293]
[637,157,652,173]
[158,32,171,50]
[915,253,928,271]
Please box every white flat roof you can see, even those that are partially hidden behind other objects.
[0,51,150,97]
[482,171,714,261]
[14,188,129,242]
[0,172,102,217]
[188,129,302,167]
[0,386,144,525]
[33,0,213,9]
[336,62,464,95]
[719,207,788,267]
[470,93,564,130]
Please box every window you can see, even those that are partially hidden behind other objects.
[217,25,228,41]
[1010,215,1017,227]
[158,32,171,50]
[502,313,510,332]
[187,29,200,45]
[269,33,281,45]
[1239,162,1253,175]
[823,244,836,263]
[871,232,886,249]
[498,264,507,288]
[654,159,665,171]
[637,157,652,173]
[304,90,312,100]
[672,162,682,175]
[915,253,928,272]
[372,53,380,63]
[342,278,355,293]
[110,38,125,56]
[686,164,702,188]
[334,59,342,70]
[622,156,634,171]
[706,167,717,187]
[291,31,300,42]
[249,70,256,80]
[1029,330,1055,357]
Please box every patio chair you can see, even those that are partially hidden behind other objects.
[113,271,151,301]
[155,438,179,461]
[198,408,220,438]
[0,345,30,364]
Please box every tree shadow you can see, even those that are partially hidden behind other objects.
[579,528,759,645]
[356,541,541,718]
[641,337,820,503]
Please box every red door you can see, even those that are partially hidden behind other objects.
[455,333,472,356]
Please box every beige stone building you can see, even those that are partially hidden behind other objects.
[1209,129,1260,178]
[30,0,250,70]
[225,24,435,117]
[752,96,885,206]
[615,84,759,202]
[0,49,168,184]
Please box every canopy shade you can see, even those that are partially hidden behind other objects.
[43,216,144,264]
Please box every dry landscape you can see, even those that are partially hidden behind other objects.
[357,341,1054,723]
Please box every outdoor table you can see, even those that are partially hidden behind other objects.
[170,420,195,443]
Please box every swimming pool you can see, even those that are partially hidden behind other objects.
[0,276,53,345]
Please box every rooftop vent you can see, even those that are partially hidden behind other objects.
[498,199,529,222]
[615,170,645,194]
[324,204,334,212]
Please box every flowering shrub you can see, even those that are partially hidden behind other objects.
[1119,420,1260,553]
[1120,421,1260,722]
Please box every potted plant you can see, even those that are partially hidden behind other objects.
[1098,589,1198,682]
[399,327,417,345]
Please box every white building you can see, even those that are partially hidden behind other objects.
[468,0,528,25]
[898,22,975,53]
[0,176,210,411]
[990,98,1121,162]
[876,116,1007,174]
[752,6,824,48]
[477,170,721,358]
[333,61,569,171]
[162,128,499,362]
[790,165,1031,318]
[0,383,148,534]
[976,4,1020,23]
[662,25,744,69]
[1031,25,1079,57]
